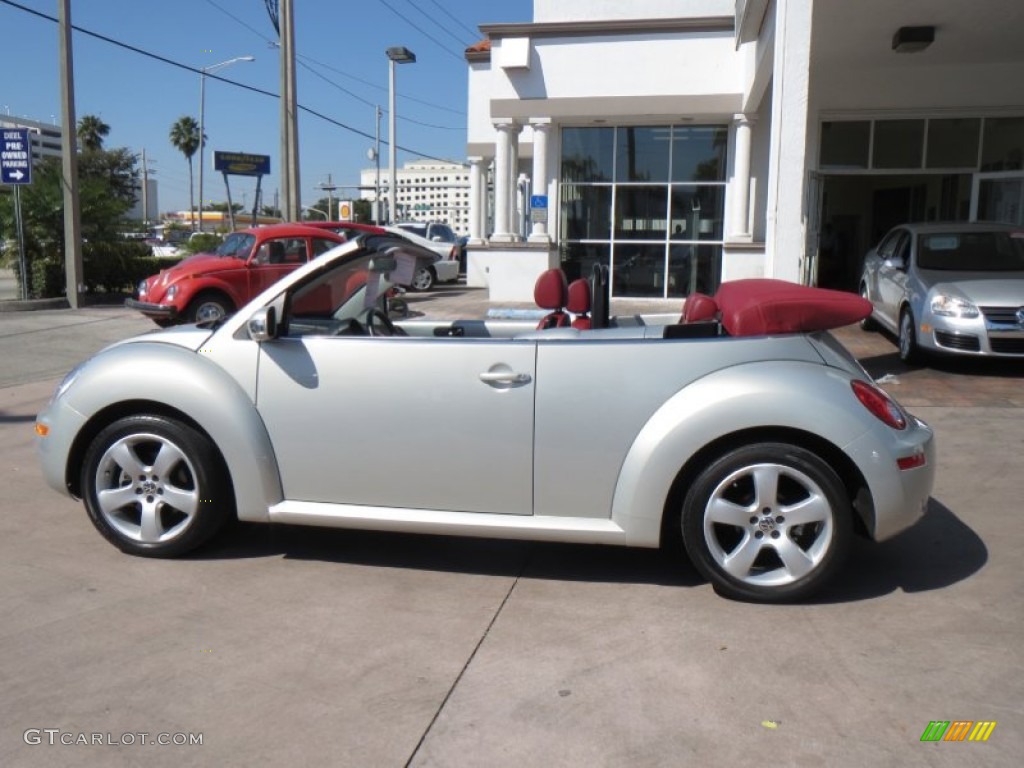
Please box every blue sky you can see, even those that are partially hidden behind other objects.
[0,0,532,215]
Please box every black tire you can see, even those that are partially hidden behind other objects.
[898,308,921,364]
[81,415,232,558]
[408,266,435,292]
[680,443,853,603]
[185,292,233,324]
[859,284,878,332]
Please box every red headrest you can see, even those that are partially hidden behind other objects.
[534,268,568,310]
[682,293,718,322]
[566,278,591,315]
[714,279,872,337]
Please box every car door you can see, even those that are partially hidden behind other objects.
[877,229,911,322]
[249,236,308,296]
[253,254,536,514]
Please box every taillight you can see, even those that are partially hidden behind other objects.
[851,379,907,430]
[448,246,457,260]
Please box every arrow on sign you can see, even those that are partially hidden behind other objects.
[9,170,24,181]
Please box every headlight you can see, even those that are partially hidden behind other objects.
[930,294,979,318]
[137,280,148,297]
[166,284,178,300]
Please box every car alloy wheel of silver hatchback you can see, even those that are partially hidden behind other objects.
[93,432,200,544]
[81,414,231,557]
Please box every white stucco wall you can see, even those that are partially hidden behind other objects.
[533,0,735,23]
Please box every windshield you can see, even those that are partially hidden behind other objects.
[215,233,257,259]
[917,231,1024,271]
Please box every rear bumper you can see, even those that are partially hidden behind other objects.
[433,260,460,283]
[125,298,177,320]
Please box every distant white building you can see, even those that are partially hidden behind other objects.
[126,178,159,223]
[0,116,63,163]
[360,160,472,232]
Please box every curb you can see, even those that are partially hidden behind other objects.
[0,297,70,313]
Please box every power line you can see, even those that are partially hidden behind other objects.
[397,0,475,49]
[373,0,466,62]
[203,0,467,117]
[424,0,482,41]
[0,0,462,165]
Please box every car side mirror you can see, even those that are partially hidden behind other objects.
[248,306,278,342]
[883,255,906,271]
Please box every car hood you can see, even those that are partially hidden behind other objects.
[108,324,215,352]
[166,252,241,275]
[923,272,1024,305]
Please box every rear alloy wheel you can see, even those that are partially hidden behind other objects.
[81,415,231,557]
[681,443,852,602]
[186,293,232,324]
[898,308,921,364]
[859,284,877,331]
[409,266,435,292]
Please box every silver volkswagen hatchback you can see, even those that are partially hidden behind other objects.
[859,221,1024,363]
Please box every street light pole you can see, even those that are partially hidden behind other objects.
[197,55,254,232]
[386,46,415,225]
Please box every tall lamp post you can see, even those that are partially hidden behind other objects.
[197,55,254,232]
[386,46,415,225]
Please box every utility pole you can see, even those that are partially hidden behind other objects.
[141,148,149,228]
[280,0,300,220]
[58,0,83,308]
[318,174,337,219]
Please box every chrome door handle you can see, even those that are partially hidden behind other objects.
[479,371,531,384]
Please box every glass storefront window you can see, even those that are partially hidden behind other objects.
[980,117,1024,172]
[560,184,612,240]
[670,186,725,241]
[873,119,925,169]
[820,121,870,168]
[616,127,671,182]
[927,118,981,168]
[613,243,667,298]
[671,126,728,182]
[559,242,610,284]
[561,127,614,182]
[614,186,668,240]
[560,124,726,299]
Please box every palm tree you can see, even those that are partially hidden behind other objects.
[76,114,110,151]
[169,116,203,231]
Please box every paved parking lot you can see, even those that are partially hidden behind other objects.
[1,291,1021,766]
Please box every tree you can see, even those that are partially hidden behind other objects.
[77,114,110,151]
[169,116,203,230]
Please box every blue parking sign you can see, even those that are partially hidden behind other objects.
[1,128,32,185]
[530,195,548,209]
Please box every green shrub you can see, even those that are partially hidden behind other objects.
[182,233,223,255]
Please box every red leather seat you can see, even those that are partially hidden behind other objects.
[566,278,592,330]
[681,292,718,323]
[534,268,570,329]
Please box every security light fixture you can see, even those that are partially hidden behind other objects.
[892,26,934,53]
[386,46,416,64]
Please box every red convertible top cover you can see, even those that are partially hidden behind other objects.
[714,279,872,337]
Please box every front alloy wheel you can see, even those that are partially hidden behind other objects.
[681,443,852,602]
[81,415,231,557]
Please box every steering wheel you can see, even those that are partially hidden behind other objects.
[361,307,407,336]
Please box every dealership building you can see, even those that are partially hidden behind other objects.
[462,0,1024,301]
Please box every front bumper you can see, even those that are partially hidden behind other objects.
[125,298,178,320]
[920,308,1024,357]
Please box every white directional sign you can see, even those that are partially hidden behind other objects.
[1,128,33,185]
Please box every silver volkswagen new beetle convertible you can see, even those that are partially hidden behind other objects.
[36,233,935,603]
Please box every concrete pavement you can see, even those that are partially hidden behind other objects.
[0,288,1022,766]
